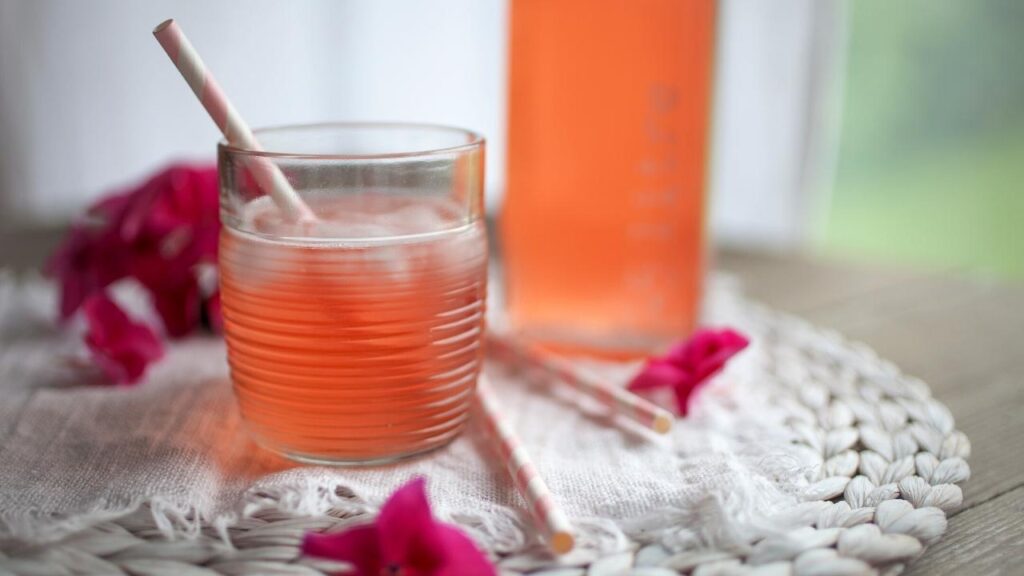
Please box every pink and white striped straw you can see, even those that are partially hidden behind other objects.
[153,19,316,223]
[488,333,675,434]
[473,375,575,555]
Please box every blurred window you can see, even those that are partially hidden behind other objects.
[824,0,1024,279]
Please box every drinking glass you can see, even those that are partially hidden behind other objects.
[218,123,487,464]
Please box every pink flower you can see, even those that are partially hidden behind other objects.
[204,290,223,334]
[82,293,165,385]
[47,164,220,337]
[46,207,132,321]
[114,165,220,337]
[628,328,750,415]
[302,478,495,576]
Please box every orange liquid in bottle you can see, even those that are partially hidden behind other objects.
[503,0,716,357]
[219,197,488,463]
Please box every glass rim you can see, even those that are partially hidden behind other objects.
[218,121,485,160]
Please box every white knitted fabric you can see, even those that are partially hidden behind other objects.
[0,271,965,572]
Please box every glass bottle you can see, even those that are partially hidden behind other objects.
[503,0,716,357]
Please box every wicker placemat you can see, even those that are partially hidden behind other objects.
[0,300,969,576]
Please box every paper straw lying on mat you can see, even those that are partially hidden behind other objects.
[473,375,575,555]
[487,333,674,434]
[153,19,315,223]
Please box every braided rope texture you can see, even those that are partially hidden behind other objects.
[0,306,970,576]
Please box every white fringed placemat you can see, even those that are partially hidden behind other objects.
[0,273,970,575]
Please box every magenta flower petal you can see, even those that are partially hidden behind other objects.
[671,380,702,416]
[627,359,688,391]
[377,477,446,572]
[82,293,164,385]
[434,524,496,576]
[302,477,495,576]
[628,328,750,416]
[46,225,130,321]
[47,163,220,338]
[147,276,201,338]
[205,291,223,334]
[678,328,750,385]
[301,524,382,575]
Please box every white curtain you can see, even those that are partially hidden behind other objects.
[0,0,842,249]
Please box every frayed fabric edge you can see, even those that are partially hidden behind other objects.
[0,496,209,549]
[0,483,635,561]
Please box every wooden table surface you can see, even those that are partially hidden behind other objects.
[2,229,1021,574]
[717,250,1024,576]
